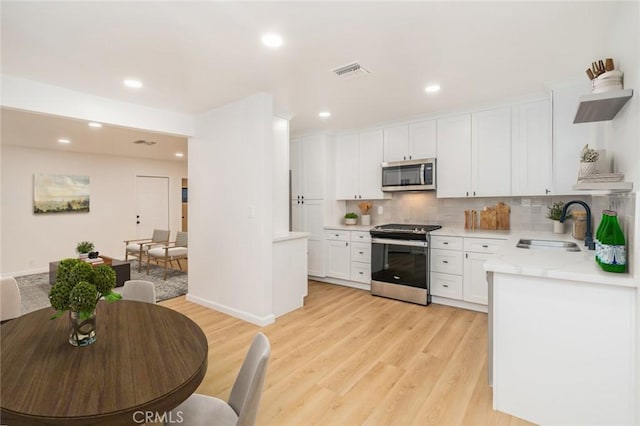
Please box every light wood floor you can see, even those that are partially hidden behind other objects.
[160,281,533,426]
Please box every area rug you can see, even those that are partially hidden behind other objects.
[15,261,188,315]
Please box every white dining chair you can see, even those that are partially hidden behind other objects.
[169,332,271,426]
[1,276,22,322]
[122,280,156,304]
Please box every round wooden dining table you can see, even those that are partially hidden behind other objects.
[1,300,208,425]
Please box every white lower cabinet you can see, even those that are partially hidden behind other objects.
[430,235,504,308]
[325,229,371,286]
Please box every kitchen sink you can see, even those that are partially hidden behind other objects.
[516,239,581,252]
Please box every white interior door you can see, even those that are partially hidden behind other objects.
[135,176,169,238]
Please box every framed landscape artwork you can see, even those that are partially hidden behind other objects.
[33,174,90,214]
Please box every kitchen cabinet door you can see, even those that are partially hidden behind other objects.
[383,125,409,162]
[472,107,512,197]
[552,82,596,195]
[291,199,325,277]
[409,119,437,160]
[325,239,350,280]
[335,133,360,200]
[290,138,301,200]
[436,114,472,198]
[301,134,325,200]
[463,251,490,305]
[512,99,552,196]
[358,129,385,200]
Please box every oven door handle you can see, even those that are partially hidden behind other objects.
[371,238,428,247]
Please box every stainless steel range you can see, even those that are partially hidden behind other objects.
[370,224,442,305]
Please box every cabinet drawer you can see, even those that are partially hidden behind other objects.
[464,237,505,254]
[351,231,372,243]
[431,236,463,251]
[324,230,349,241]
[351,262,371,284]
[351,242,371,263]
[430,272,463,299]
[431,249,463,275]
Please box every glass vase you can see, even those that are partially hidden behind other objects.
[69,310,97,346]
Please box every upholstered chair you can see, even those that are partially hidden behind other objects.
[147,231,187,280]
[124,229,170,272]
[169,332,271,426]
[122,280,156,304]
[1,277,22,323]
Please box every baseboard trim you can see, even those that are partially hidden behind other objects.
[309,276,371,291]
[431,295,488,313]
[185,293,275,327]
[1,267,49,278]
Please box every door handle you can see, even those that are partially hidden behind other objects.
[136,221,140,224]
[443,260,449,264]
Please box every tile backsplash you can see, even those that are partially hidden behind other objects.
[347,192,592,232]
[347,191,636,275]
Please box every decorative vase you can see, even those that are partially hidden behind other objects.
[345,218,357,225]
[553,220,564,234]
[69,310,97,346]
[579,162,597,177]
[361,215,371,226]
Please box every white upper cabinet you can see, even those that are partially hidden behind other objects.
[436,108,511,198]
[472,107,512,197]
[383,120,436,162]
[512,98,552,196]
[358,129,385,199]
[336,130,386,200]
[552,82,596,194]
[335,133,360,200]
[409,119,437,160]
[291,134,325,200]
[436,114,472,198]
[383,125,409,162]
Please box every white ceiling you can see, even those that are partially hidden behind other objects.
[0,1,626,140]
[1,108,188,161]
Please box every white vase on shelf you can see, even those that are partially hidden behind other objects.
[579,161,597,178]
[553,220,564,234]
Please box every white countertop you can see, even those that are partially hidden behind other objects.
[272,232,310,243]
[484,230,636,288]
[324,224,374,231]
[431,227,512,239]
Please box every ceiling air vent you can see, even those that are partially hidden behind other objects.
[332,62,370,80]
[133,140,157,146]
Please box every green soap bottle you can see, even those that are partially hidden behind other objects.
[599,210,626,273]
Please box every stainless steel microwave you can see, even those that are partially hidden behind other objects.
[381,158,436,192]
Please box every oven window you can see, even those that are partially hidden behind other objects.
[371,243,427,289]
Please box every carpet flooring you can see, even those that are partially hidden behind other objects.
[15,261,188,315]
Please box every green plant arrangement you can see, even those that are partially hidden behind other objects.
[546,201,571,221]
[344,212,358,219]
[76,241,95,254]
[49,258,121,346]
[580,144,599,163]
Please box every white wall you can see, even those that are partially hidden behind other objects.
[603,3,640,423]
[0,145,186,275]
[187,93,275,326]
[272,116,290,237]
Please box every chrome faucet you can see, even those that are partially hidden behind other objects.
[560,200,595,250]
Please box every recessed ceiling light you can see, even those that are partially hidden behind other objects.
[88,122,102,128]
[175,152,184,158]
[58,138,70,144]
[124,79,143,89]
[425,84,441,93]
[318,111,331,118]
[261,33,283,48]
